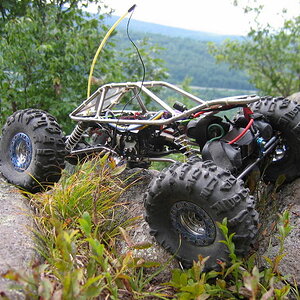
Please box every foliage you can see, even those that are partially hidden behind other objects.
[2,159,299,299]
[0,0,103,25]
[0,1,168,132]
[0,3,115,132]
[0,0,31,23]
[167,214,298,300]
[209,5,300,97]
[3,155,171,299]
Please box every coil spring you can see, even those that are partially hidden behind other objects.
[174,135,197,157]
[65,122,85,151]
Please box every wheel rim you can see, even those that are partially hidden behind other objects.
[170,201,216,246]
[272,144,287,162]
[9,133,32,172]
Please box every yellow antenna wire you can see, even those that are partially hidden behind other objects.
[87,5,136,98]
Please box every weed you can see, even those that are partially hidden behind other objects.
[2,156,299,299]
[167,214,299,299]
[3,156,170,299]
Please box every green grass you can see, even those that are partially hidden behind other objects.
[2,156,299,299]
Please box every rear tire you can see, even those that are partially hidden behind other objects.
[144,160,258,270]
[0,109,66,192]
[250,97,300,182]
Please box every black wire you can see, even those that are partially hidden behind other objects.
[116,8,146,122]
[112,7,146,147]
[122,8,146,110]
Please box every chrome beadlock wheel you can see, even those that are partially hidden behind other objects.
[170,201,216,246]
[9,133,32,172]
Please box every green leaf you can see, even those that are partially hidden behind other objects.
[78,212,92,236]
[81,275,104,291]
[180,273,188,286]
[87,238,104,257]
[131,242,153,250]
[83,285,103,297]
[224,262,242,278]
[171,269,182,286]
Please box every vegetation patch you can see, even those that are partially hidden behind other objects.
[1,156,298,299]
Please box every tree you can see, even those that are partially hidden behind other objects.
[0,0,102,24]
[0,1,167,132]
[209,4,300,97]
[119,36,168,82]
[0,0,31,23]
[0,2,116,131]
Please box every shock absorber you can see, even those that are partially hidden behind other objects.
[65,122,86,151]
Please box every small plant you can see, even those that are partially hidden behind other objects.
[167,214,299,300]
[2,156,170,299]
[2,156,299,299]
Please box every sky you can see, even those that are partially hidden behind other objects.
[99,0,300,35]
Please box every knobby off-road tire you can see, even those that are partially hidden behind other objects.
[0,109,66,192]
[144,160,258,270]
[250,97,300,183]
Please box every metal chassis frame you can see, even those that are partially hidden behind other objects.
[70,81,260,126]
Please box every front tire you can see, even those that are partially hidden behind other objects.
[0,109,66,192]
[144,160,258,270]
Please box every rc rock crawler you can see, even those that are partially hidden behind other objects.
[1,81,300,270]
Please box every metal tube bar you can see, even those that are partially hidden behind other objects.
[140,85,176,114]
[95,87,107,118]
[70,94,260,125]
[237,138,280,180]
[145,157,177,163]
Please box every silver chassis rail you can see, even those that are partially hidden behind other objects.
[70,81,260,126]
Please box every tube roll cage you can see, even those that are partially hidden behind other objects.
[70,81,260,126]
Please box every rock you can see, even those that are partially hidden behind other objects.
[258,178,300,285]
[0,175,36,299]
[287,92,300,103]
[117,168,179,282]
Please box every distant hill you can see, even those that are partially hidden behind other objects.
[102,14,253,95]
[104,15,243,42]
[111,29,253,91]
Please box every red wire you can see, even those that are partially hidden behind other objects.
[193,111,206,118]
[194,106,254,144]
[243,106,254,121]
[228,119,254,145]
